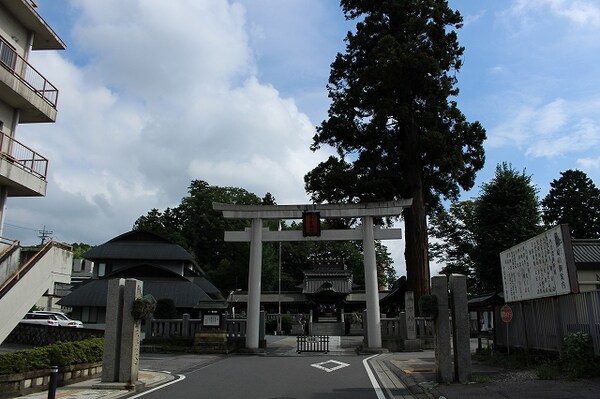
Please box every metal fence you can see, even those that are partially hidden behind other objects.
[495,290,600,355]
[0,36,59,107]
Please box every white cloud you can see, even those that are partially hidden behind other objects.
[9,0,328,245]
[509,0,600,28]
[487,97,600,159]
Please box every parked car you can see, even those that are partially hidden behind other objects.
[21,312,59,326]
[32,311,84,328]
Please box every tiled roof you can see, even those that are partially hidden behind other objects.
[572,239,600,264]
[58,278,226,308]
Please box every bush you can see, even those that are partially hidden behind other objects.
[154,298,178,319]
[0,338,104,375]
[265,315,294,335]
[561,331,596,378]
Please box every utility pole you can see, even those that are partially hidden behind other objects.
[38,225,53,245]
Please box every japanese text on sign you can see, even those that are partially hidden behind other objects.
[500,225,575,302]
[303,212,321,237]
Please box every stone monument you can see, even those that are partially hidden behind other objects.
[431,275,453,384]
[450,274,472,383]
[96,278,144,390]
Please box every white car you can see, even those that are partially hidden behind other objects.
[21,312,59,326]
[32,311,84,328]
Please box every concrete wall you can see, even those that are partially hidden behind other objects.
[0,243,73,344]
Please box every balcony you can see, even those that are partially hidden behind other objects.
[0,36,59,123]
[0,131,48,197]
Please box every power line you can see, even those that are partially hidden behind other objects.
[38,225,53,245]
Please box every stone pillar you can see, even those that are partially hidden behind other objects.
[246,218,263,349]
[101,279,124,382]
[431,275,453,383]
[450,274,472,383]
[362,216,382,349]
[182,313,190,337]
[100,278,143,388]
[119,279,143,383]
[401,291,421,351]
[405,291,416,340]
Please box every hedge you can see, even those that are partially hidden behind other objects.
[0,338,103,375]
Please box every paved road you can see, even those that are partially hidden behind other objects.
[139,353,386,399]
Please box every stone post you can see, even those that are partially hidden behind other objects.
[431,275,453,383]
[182,313,190,337]
[405,291,416,340]
[98,278,143,389]
[119,279,143,384]
[101,279,124,382]
[362,216,382,349]
[450,274,472,383]
[246,218,263,349]
[402,291,421,351]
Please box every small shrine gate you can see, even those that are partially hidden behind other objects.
[213,200,412,350]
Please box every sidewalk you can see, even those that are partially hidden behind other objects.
[382,347,600,399]
[16,369,175,399]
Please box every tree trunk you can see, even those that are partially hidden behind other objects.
[403,187,431,302]
[402,121,431,305]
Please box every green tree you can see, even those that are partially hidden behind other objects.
[71,243,92,259]
[541,169,600,238]
[133,180,270,292]
[471,163,541,293]
[154,298,178,319]
[135,180,397,293]
[305,0,486,299]
[428,200,477,285]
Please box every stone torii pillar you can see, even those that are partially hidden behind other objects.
[214,200,412,350]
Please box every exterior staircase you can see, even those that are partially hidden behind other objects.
[311,321,343,336]
[0,240,73,344]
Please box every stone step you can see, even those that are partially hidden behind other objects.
[311,322,343,336]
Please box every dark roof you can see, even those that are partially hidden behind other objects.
[380,276,407,306]
[225,290,387,304]
[572,239,600,264]
[468,292,505,310]
[83,230,200,269]
[59,278,226,309]
[227,291,308,304]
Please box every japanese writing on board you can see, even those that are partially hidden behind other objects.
[500,225,574,302]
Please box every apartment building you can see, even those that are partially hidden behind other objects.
[0,0,73,344]
[0,0,65,230]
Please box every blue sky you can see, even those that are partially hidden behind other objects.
[8,0,600,277]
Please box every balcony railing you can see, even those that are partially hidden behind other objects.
[0,131,48,180]
[0,37,59,108]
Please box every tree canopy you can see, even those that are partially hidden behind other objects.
[428,200,477,285]
[541,169,600,239]
[430,163,541,294]
[305,0,486,299]
[134,180,396,293]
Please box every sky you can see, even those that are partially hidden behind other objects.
[7,0,600,278]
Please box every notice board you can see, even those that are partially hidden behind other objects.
[500,224,578,302]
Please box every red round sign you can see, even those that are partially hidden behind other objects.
[501,304,513,323]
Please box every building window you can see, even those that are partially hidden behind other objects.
[97,263,106,277]
[0,39,17,70]
[81,307,98,323]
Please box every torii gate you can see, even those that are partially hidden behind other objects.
[213,200,412,350]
